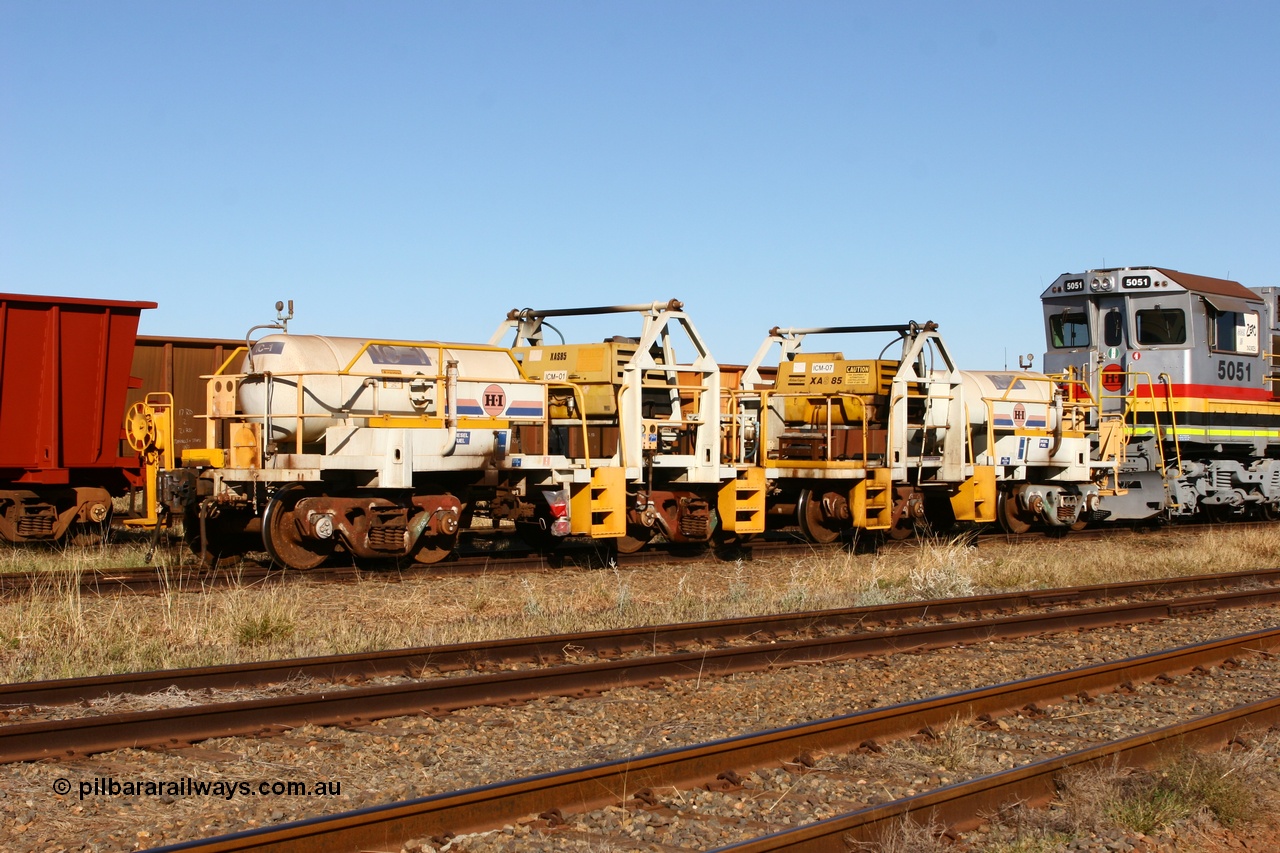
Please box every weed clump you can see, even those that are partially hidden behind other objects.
[974,745,1272,850]
[1092,748,1262,832]
[235,612,296,647]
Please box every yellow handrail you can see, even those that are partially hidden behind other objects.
[759,389,871,466]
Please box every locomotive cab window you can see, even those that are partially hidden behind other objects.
[1050,311,1089,348]
[1134,308,1186,346]
[1103,309,1123,347]
[1209,309,1260,355]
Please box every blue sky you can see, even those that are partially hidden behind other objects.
[2,1,1277,368]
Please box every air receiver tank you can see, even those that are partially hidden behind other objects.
[958,370,1069,466]
[959,371,1059,430]
[236,334,525,444]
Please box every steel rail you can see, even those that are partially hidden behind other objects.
[1,521,1269,599]
[715,696,1280,851]
[4,586,1280,765]
[147,627,1280,853]
[5,568,1278,708]
[0,536,729,598]
[0,564,286,597]
[0,541,543,599]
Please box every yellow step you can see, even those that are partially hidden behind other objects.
[852,467,894,530]
[570,467,627,537]
[950,466,996,523]
[718,468,766,535]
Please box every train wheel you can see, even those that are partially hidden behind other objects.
[262,486,333,570]
[886,492,921,540]
[997,492,1032,535]
[887,499,919,540]
[615,525,656,554]
[886,521,915,541]
[401,505,460,566]
[408,531,456,565]
[1204,505,1241,524]
[797,489,842,544]
[70,512,113,547]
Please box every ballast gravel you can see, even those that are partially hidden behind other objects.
[1,606,1278,852]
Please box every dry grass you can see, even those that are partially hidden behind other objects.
[2,527,1278,851]
[1064,746,1267,834]
[898,717,985,774]
[968,738,1276,851]
[858,739,1277,852]
[1,525,1280,682]
[846,815,953,853]
[0,532,184,574]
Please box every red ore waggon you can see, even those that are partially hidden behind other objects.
[0,292,156,544]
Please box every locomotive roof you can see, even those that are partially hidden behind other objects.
[1153,268,1260,302]
[1041,267,1261,303]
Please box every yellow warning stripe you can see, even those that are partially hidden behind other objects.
[1124,397,1280,416]
[1127,427,1280,438]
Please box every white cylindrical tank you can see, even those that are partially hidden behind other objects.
[236,334,528,443]
[960,371,1059,431]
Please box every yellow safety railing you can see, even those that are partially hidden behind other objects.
[757,388,873,469]
[1094,369,1180,495]
[193,341,570,465]
[970,373,1064,468]
[718,386,763,465]
[539,381,602,464]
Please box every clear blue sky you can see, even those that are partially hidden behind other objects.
[3,1,1277,368]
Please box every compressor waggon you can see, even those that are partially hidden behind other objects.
[168,302,556,568]
[738,320,1101,540]
[152,265,1280,569]
[489,299,764,553]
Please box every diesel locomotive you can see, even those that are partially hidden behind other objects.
[1041,266,1280,523]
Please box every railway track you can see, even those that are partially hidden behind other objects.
[4,575,1279,765]
[5,567,1280,710]
[0,519,1260,599]
[11,573,1279,853]
[0,538,559,599]
[143,626,1280,852]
